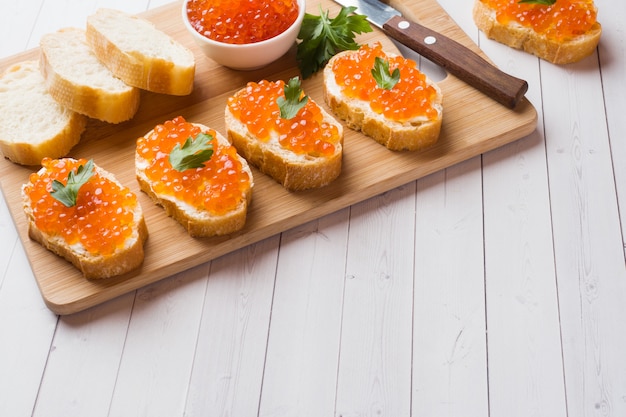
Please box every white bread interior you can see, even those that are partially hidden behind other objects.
[0,61,86,166]
[86,8,195,95]
[39,27,141,123]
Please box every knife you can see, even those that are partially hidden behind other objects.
[332,0,528,109]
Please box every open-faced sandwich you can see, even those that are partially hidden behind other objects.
[136,116,253,237]
[22,157,148,279]
[323,42,443,151]
[473,0,602,64]
[225,77,344,191]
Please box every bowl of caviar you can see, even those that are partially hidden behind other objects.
[182,0,305,70]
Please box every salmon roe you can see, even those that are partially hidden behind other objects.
[227,80,341,157]
[136,116,251,216]
[186,0,299,44]
[481,0,597,41]
[24,158,138,256]
[332,43,439,123]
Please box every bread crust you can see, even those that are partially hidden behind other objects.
[472,0,602,64]
[323,49,443,152]
[39,28,141,123]
[136,123,253,237]
[86,8,195,95]
[22,159,149,279]
[0,61,86,166]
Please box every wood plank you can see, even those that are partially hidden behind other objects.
[412,158,489,416]
[183,237,279,416]
[540,43,626,417]
[258,210,350,417]
[335,184,416,416]
[0,0,537,314]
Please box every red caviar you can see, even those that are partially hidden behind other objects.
[331,43,439,123]
[24,158,138,256]
[227,80,341,157]
[481,0,597,41]
[186,0,299,44]
[136,116,251,216]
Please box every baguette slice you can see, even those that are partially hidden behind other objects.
[136,117,253,237]
[0,61,86,166]
[86,8,195,95]
[323,45,443,152]
[22,158,148,279]
[39,27,140,123]
[473,0,602,64]
[224,79,344,191]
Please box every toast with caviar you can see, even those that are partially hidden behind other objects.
[224,77,343,191]
[39,27,141,123]
[0,61,86,166]
[86,8,195,95]
[472,0,602,64]
[135,116,253,237]
[22,158,148,279]
[323,43,443,152]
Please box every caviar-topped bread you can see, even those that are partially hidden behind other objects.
[22,158,148,279]
[473,0,601,64]
[0,61,86,166]
[323,43,443,152]
[39,27,141,123]
[136,116,253,237]
[225,77,343,191]
[86,8,195,95]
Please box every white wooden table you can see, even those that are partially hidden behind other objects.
[1,0,625,416]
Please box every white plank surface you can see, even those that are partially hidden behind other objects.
[1,1,625,416]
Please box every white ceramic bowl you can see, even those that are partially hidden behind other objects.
[182,0,305,70]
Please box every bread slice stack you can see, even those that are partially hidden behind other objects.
[472,0,602,64]
[0,61,87,166]
[0,8,196,166]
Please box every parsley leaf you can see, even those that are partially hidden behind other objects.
[518,0,556,5]
[169,132,214,172]
[50,159,95,207]
[371,57,400,90]
[296,6,372,79]
[277,77,309,119]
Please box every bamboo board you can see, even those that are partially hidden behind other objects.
[0,0,537,314]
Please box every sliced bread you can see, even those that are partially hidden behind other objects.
[136,116,253,237]
[39,27,140,123]
[86,8,195,95]
[473,0,602,64]
[0,61,86,166]
[224,78,344,191]
[22,157,149,279]
[323,43,443,152]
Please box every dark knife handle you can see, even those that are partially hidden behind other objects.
[383,15,528,109]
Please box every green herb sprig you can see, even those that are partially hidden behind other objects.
[50,159,95,208]
[169,132,214,172]
[518,0,556,5]
[296,6,372,79]
[277,77,309,119]
[371,57,400,90]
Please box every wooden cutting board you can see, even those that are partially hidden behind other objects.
[0,0,537,314]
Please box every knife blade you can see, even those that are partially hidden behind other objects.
[332,0,528,109]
